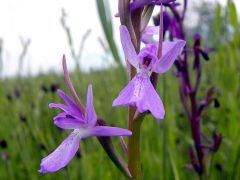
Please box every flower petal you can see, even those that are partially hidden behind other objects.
[113,73,165,119]
[84,85,97,127]
[120,25,139,68]
[153,40,186,74]
[57,89,84,116]
[130,0,176,11]
[137,78,165,119]
[49,103,84,121]
[113,73,145,107]
[90,126,132,137]
[54,114,86,129]
[39,130,81,173]
[144,26,160,35]
[141,26,160,44]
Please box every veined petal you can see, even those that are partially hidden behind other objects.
[137,77,165,119]
[57,89,83,116]
[153,40,186,73]
[49,103,84,121]
[85,85,97,127]
[54,115,86,129]
[39,130,81,173]
[144,26,160,35]
[90,126,132,137]
[142,34,154,44]
[113,73,147,107]
[120,25,139,68]
[113,73,165,119]
[49,103,71,113]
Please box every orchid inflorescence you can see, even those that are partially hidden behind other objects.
[39,0,221,179]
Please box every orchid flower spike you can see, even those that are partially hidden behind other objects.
[39,84,131,173]
[130,0,176,11]
[112,25,186,119]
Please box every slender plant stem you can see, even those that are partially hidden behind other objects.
[128,113,144,180]
[162,74,167,180]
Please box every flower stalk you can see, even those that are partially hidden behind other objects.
[128,113,144,180]
[166,1,222,177]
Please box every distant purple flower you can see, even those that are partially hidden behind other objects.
[112,25,185,119]
[39,85,131,173]
[130,0,176,11]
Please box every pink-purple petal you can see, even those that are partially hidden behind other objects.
[57,89,84,115]
[113,73,145,107]
[90,126,132,137]
[113,73,165,120]
[49,103,84,121]
[39,130,81,173]
[84,85,97,127]
[142,26,161,44]
[120,25,139,68]
[137,78,165,119]
[153,40,186,73]
[144,26,160,35]
[54,116,86,129]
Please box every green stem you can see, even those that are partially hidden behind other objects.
[208,153,215,180]
[128,112,144,180]
[162,74,167,180]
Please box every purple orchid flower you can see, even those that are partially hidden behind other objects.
[39,85,131,173]
[112,25,185,119]
[130,0,176,11]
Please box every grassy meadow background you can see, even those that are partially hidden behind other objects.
[0,1,240,179]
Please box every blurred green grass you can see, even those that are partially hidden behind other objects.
[0,1,240,179]
[0,43,239,179]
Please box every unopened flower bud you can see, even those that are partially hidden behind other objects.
[194,33,201,47]
[199,50,209,61]
[213,98,220,108]
[41,85,49,93]
[0,139,7,149]
[215,163,223,171]
[212,131,222,152]
[6,94,13,102]
[19,112,27,123]
[50,83,60,93]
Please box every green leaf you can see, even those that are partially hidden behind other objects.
[215,3,222,33]
[96,0,122,67]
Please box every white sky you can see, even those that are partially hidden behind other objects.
[0,0,239,77]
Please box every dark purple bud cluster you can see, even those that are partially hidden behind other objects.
[19,111,27,123]
[0,139,7,149]
[41,83,60,94]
